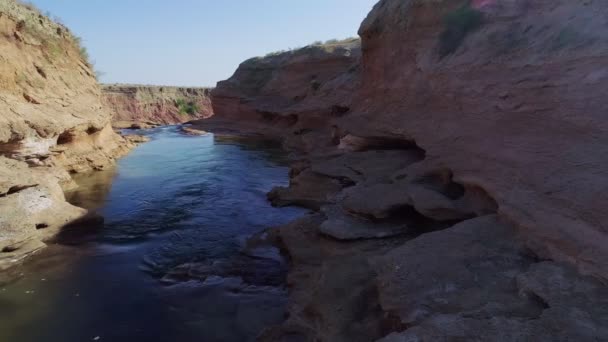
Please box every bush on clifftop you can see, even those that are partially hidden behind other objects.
[175,99,199,116]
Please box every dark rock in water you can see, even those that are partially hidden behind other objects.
[162,254,287,288]
[162,231,288,288]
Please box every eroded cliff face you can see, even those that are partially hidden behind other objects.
[207,1,608,341]
[0,0,143,272]
[351,0,608,278]
[102,84,213,127]
[196,39,360,150]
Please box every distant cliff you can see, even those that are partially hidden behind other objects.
[193,38,360,149]
[102,84,213,126]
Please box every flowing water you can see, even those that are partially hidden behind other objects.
[0,126,304,342]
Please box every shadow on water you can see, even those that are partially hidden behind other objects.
[0,126,305,342]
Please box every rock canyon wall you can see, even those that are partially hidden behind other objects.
[206,1,608,340]
[0,0,143,273]
[102,84,213,127]
[195,38,360,147]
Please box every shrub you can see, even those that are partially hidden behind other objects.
[439,3,483,57]
[175,99,199,116]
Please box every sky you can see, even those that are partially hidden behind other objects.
[29,0,378,87]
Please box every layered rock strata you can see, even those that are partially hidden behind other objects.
[102,84,213,127]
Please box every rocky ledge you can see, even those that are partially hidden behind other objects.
[203,0,608,340]
[0,0,146,274]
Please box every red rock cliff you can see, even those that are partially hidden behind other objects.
[198,39,360,150]
[345,0,608,278]
[102,84,213,126]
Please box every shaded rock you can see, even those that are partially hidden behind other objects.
[405,183,476,221]
[380,262,608,341]
[341,182,412,219]
[268,170,344,210]
[271,214,410,342]
[373,215,544,326]
[319,205,410,240]
[311,149,424,184]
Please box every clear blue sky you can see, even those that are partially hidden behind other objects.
[29,0,377,87]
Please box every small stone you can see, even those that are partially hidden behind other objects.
[93,336,100,341]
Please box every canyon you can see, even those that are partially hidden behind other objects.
[102,84,213,128]
[1,0,608,341]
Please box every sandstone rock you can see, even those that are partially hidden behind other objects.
[180,125,208,136]
[0,157,86,271]
[0,1,144,272]
[112,120,160,130]
[123,134,150,144]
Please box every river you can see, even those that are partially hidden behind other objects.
[0,126,304,342]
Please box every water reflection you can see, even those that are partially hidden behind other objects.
[0,126,304,342]
[66,169,118,210]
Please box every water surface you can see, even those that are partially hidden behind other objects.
[0,126,303,342]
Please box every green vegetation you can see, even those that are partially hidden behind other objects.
[175,99,200,116]
[439,2,483,57]
[72,36,91,65]
[18,1,40,13]
[14,0,100,77]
